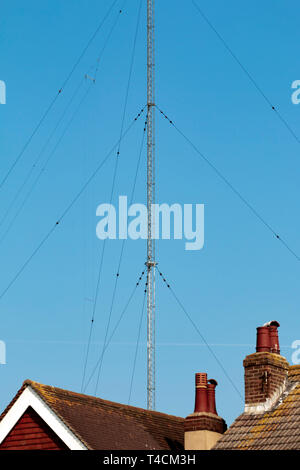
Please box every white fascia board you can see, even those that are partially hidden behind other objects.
[0,386,87,450]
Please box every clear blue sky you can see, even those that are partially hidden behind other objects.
[1,0,300,426]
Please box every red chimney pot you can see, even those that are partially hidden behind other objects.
[194,373,208,413]
[207,379,218,415]
[269,324,280,354]
[256,326,271,353]
[256,321,280,354]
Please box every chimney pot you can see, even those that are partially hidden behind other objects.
[256,326,271,352]
[207,379,218,415]
[256,321,280,354]
[269,324,280,354]
[194,373,208,413]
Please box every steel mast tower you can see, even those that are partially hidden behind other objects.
[146,0,156,411]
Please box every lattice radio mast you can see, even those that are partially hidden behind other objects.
[146,0,156,411]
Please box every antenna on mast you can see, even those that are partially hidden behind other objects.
[146,0,156,410]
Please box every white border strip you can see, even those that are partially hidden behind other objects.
[0,386,87,449]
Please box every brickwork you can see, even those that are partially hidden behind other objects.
[184,413,226,434]
[243,352,289,405]
[0,407,67,450]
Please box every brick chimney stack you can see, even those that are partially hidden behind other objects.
[184,373,226,450]
[244,321,289,414]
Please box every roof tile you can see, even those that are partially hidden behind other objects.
[1,380,184,450]
[214,367,300,450]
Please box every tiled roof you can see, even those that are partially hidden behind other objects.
[214,365,300,450]
[1,380,184,450]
